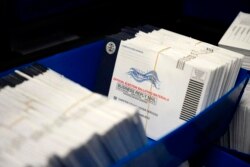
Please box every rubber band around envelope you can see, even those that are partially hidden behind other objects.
[63,93,94,116]
[7,116,27,129]
[6,94,93,128]
[144,47,171,131]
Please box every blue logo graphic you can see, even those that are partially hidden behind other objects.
[127,68,160,89]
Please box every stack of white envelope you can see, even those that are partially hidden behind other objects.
[218,12,250,154]
[0,64,146,167]
[219,11,250,70]
[220,80,250,155]
[109,28,244,140]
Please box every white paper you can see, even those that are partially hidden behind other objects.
[219,11,250,51]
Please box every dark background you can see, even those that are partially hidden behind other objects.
[0,0,249,71]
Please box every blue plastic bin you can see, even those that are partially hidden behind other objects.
[199,146,250,167]
[0,40,249,167]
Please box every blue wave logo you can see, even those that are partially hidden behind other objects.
[127,68,160,89]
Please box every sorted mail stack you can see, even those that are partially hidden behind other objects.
[219,12,250,154]
[0,64,146,167]
[224,81,250,154]
[219,11,250,70]
[108,26,244,140]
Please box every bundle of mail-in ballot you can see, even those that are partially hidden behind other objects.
[219,11,250,70]
[0,64,146,167]
[220,81,250,154]
[107,25,244,140]
[219,12,250,154]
